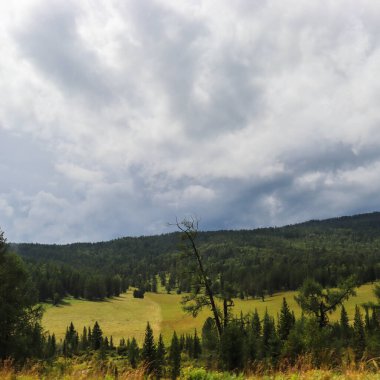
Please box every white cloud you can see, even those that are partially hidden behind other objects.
[55,162,104,184]
[1,0,380,242]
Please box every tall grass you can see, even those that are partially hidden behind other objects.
[2,357,380,380]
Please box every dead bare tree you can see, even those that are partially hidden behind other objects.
[173,217,223,338]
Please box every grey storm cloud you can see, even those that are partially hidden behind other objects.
[0,0,380,243]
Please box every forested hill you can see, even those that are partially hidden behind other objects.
[12,212,380,302]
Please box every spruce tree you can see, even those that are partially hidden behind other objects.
[262,309,280,361]
[169,331,181,380]
[353,305,366,360]
[201,317,218,351]
[156,333,166,379]
[371,309,380,331]
[91,321,103,350]
[141,322,156,374]
[103,336,109,350]
[278,298,294,341]
[179,334,185,351]
[252,309,261,337]
[219,322,245,370]
[0,229,44,360]
[46,333,56,358]
[340,305,350,340]
[129,337,140,369]
[81,326,88,351]
[64,322,78,355]
[262,309,273,355]
[364,307,371,332]
[118,338,127,355]
[193,329,202,359]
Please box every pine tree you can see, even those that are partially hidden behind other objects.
[64,322,78,355]
[262,310,273,354]
[91,321,103,350]
[62,339,68,357]
[246,329,258,363]
[201,317,218,351]
[371,309,380,331]
[156,333,166,379]
[278,298,294,341]
[118,338,127,355]
[0,229,44,360]
[185,334,193,356]
[169,331,181,380]
[262,309,280,360]
[129,337,140,369]
[81,326,88,351]
[51,334,57,357]
[142,322,156,374]
[340,305,350,340]
[103,336,109,350]
[219,322,245,370]
[47,333,56,358]
[152,276,158,293]
[193,329,202,359]
[353,305,366,360]
[252,309,261,337]
[179,334,185,351]
[364,307,371,332]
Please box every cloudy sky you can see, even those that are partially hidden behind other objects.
[1,0,380,243]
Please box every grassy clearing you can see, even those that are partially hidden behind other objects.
[42,292,161,343]
[42,284,377,344]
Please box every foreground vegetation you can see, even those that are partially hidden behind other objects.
[2,358,380,379]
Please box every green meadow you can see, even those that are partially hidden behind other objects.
[42,283,377,344]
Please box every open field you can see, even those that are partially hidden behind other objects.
[42,284,378,344]
[42,292,161,344]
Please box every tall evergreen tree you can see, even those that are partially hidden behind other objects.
[46,333,56,358]
[353,305,366,360]
[81,327,88,351]
[156,333,166,379]
[193,329,202,359]
[128,337,140,369]
[262,309,280,361]
[169,331,181,380]
[202,317,218,351]
[252,309,261,337]
[141,322,156,374]
[371,309,380,331]
[0,229,44,360]
[219,322,245,370]
[278,298,294,341]
[91,321,103,350]
[340,305,350,340]
[117,338,127,355]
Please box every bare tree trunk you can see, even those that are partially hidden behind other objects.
[176,219,223,338]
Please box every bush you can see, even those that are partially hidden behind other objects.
[133,289,145,299]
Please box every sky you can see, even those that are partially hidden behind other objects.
[1,0,380,243]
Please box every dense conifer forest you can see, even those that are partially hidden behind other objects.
[12,212,380,303]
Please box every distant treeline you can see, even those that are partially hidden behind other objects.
[13,212,380,303]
